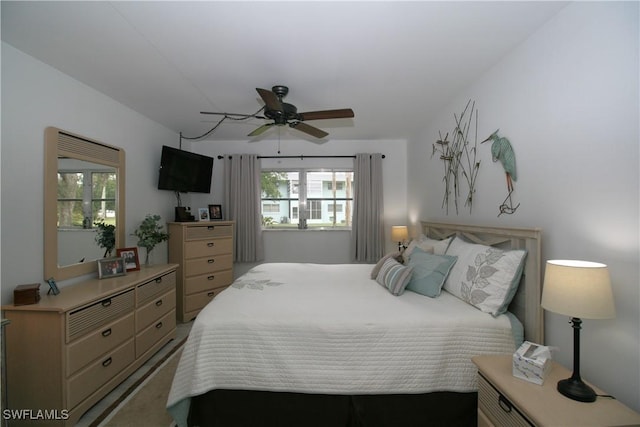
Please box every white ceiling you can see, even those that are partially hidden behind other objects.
[2,1,567,142]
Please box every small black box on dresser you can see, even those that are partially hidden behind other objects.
[13,283,40,306]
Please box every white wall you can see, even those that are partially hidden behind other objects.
[407,2,639,411]
[1,43,179,302]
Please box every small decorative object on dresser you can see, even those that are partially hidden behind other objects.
[97,257,126,279]
[117,247,140,272]
[46,277,60,295]
[197,208,210,221]
[133,214,170,265]
[13,283,41,305]
[208,204,223,220]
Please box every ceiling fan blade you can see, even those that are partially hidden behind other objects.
[289,122,328,139]
[248,123,275,137]
[256,88,283,112]
[298,108,354,121]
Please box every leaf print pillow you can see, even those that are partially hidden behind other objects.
[443,236,527,316]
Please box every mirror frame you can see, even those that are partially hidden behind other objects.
[44,127,126,281]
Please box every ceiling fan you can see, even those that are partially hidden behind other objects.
[201,85,354,139]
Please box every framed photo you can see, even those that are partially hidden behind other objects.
[116,247,140,272]
[208,204,223,220]
[46,277,60,295]
[198,207,210,221]
[98,257,127,279]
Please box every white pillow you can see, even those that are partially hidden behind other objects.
[402,234,452,263]
[443,236,527,316]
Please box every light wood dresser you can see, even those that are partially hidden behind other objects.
[1,264,178,426]
[473,354,640,427]
[168,221,234,322]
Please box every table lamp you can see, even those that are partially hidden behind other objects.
[391,226,409,252]
[541,260,615,402]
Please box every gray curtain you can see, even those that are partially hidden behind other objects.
[223,154,264,262]
[351,153,385,262]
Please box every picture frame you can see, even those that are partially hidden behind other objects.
[46,277,60,295]
[198,207,210,221]
[208,204,223,220]
[116,247,140,272]
[97,257,127,279]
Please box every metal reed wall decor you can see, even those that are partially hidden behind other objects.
[432,100,481,215]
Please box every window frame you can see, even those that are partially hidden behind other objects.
[261,168,354,230]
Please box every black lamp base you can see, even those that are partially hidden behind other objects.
[557,377,596,402]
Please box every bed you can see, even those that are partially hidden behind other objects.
[167,222,542,427]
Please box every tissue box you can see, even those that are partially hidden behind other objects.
[512,341,551,385]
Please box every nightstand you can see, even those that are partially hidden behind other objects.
[472,355,640,427]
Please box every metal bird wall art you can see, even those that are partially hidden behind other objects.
[481,129,520,216]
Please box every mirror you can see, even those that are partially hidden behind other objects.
[44,127,126,281]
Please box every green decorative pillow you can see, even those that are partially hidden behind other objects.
[375,258,414,296]
[444,236,527,316]
[406,248,458,298]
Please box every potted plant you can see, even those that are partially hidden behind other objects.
[94,219,116,258]
[132,214,170,265]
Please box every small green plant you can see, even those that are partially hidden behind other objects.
[132,214,169,264]
[94,219,116,257]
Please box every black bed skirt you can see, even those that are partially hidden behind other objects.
[188,390,477,427]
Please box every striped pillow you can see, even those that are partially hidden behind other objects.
[375,258,414,296]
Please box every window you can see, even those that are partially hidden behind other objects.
[261,169,353,229]
[57,170,117,229]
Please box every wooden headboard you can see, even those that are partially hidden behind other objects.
[421,221,543,344]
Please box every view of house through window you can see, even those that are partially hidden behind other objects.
[57,170,117,229]
[261,169,354,229]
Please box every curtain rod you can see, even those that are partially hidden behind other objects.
[217,154,385,159]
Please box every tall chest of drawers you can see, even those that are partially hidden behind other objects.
[168,221,235,322]
[1,264,178,426]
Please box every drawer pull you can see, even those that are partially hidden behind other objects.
[101,299,112,307]
[208,275,215,280]
[155,277,163,284]
[207,291,215,298]
[155,322,163,329]
[101,328,112,337]
[208,259,215,264]
[498,395,513,413]
[207,242,215,247]
[155,299,163,307]
[102,357,112,367]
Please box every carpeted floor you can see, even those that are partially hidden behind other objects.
[75,322,191,427]
[95,344,183,426]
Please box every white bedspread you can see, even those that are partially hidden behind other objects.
[167,263,519,426]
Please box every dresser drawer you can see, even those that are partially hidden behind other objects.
[136,290,176,333]
[478,374,533,427]
[185,238,232,259]
[66,313,134,377]
[136,271,176,305]
[136,310,176,358]
[185,287,226,314]
[66,289,135,342]
[186,224,232,240]
[67,339,135,410]
[185,254,233,277]
[185,270,233,295]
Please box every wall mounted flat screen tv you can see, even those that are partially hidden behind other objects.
[157,145,214,193]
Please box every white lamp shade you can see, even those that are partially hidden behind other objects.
[391,226,409,242]
[541,260,616,319]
